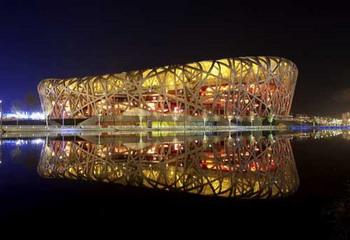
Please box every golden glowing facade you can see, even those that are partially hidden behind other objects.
[38,133,299,199]
[38,56,298,121]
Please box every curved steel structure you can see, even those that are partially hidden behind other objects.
[37,56,298,121]
[38,133,299,199]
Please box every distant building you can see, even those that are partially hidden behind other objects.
[38,56,298,123]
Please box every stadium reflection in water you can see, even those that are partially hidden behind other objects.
[38,132,299,199]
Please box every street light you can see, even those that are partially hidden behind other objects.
[62,110,65,127]
[45,113,49,129]
[59,103,65,127]
[98,113,102,128]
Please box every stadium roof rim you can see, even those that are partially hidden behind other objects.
[38,56,297,84]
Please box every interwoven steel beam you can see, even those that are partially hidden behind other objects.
[37,56,298,120]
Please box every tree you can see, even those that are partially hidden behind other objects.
[248,134,255,145]
[202,111,208,127]
[267,112,275,126]
[214,115,220,124]
[172,113,179,127]
[255,116,262,126]
[235,115,241,126]
[153,111,161,129]
[249,111,255,126]
[268,133,275,144]
[136,108,150,128]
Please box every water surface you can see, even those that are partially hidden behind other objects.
[0,130,349,238]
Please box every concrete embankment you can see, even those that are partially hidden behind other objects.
[0,125,282,139]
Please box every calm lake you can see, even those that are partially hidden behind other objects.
[0,130,349,238]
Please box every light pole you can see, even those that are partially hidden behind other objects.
[62,110,65,127]
[45,113,49,129]
[227,115,233,127]
[49,101,55,129]
[59,103,64,127]
[98,113,102,128]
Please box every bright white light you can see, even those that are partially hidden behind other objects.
[29,112,45,120]
[4,111,45,120]
[15,139,27,145]
[31,138,44,145]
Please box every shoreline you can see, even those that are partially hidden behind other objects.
[0,125,282,139]
[0,124,348,139]
[0,125,350,139]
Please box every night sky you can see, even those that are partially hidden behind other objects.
[1,0,350,116]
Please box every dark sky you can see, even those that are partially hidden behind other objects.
[0,0,350,116]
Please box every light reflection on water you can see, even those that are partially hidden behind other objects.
[2,129,350,236]
[36,131,300,199]
[1,129,348,199]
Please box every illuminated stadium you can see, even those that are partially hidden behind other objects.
[37,56,298,126]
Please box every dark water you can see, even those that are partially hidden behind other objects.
[0,130,350,238]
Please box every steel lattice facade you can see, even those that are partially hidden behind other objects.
[37,56,298,120]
